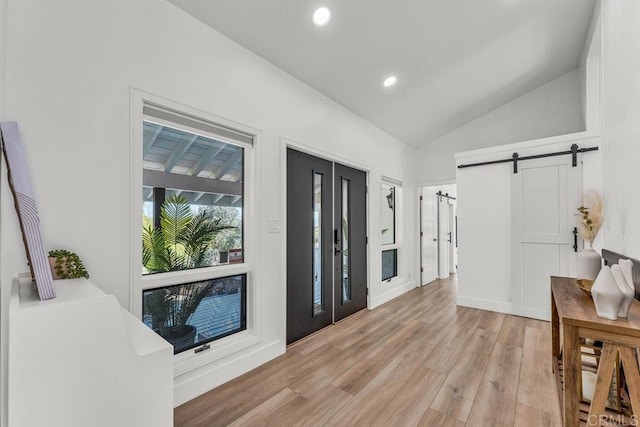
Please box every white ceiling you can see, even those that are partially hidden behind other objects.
[167,0,596,148]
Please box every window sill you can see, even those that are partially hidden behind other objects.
[173,329,261,376]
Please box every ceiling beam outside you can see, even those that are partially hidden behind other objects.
[143,169,242,196]
[213,150,242,180]
[169,192,239,207]
[190,143,225,176]
[164,134,198,172]
[143,125,163,154]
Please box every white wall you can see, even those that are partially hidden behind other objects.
[456,133,603,314]
[0,0,417,410]
[417,69,583,184]
[601,0,640,259]
[0,0,9,420]
[579,0,602,133]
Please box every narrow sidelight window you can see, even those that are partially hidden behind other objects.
[313,172,324,315]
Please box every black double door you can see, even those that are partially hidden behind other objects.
[287,148,367,344]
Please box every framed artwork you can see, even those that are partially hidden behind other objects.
[1,122,56,300]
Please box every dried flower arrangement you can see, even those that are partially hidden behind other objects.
[577,192,604,249]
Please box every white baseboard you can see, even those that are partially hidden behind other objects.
[173,340,284,407]
[370,280,416,309]
[456,295,512,315]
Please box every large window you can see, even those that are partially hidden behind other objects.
[381,178,400,281]
[136,99,255,356]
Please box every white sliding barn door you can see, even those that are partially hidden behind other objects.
[421,190,438,285]
[511,156,581,320]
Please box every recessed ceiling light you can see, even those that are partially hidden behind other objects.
[383,76,397,88]
[313,7,331,27]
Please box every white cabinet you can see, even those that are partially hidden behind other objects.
[8,274,173,427]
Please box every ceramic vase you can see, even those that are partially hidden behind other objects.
[577,248,602,281]
[591,266,624,320]
[620,259,635,290]
[612,264,634,318]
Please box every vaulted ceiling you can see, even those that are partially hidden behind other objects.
[167,0,595,148]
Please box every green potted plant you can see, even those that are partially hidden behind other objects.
[142,195,235,350]
[143,281,210,353]
[48,249,90,280]
[142,195,235,273]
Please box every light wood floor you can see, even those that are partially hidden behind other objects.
[174,276,561,426]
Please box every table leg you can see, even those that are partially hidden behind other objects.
[563,324,581,427]
[552,291,560,370]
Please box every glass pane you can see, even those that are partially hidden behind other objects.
[313,172,324,315]
[142,120,243,275]
[382,249,398,281]
[381,183,395,245]
[142,274,246,354]
[341,179,351,302]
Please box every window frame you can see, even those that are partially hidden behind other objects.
[130,89,261,371]
[380,176,402,283]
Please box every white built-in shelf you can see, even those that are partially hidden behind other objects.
[8,274,173,427]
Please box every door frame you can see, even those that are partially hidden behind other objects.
[417,180,456,286]
[280,137,372,343]
[419,188,438,286]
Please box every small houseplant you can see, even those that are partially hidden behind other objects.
[48,249,90,280]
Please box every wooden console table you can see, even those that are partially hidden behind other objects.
[552,276,640,426]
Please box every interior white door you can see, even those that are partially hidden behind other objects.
[449,203,457,273]
[420,190,438,285]
[511,155,581,320]
[438,195,450,280]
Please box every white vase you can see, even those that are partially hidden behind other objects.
[592,266,624,320]
[577,249,602,281]
[620,259,635,290]
[612,264,634,318]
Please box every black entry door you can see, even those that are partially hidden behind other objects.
[287,148,367,344]
[333,163,367,321]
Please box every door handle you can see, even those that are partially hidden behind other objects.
[334,229,340,245]
[334,248,341,255]
[448,232,452,243]
[572,227,578,252]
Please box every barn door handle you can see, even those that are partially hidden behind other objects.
[573,227,578,252]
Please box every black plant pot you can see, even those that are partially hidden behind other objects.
[163,325,196,353]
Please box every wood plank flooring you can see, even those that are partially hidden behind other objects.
[174,276,561,426]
